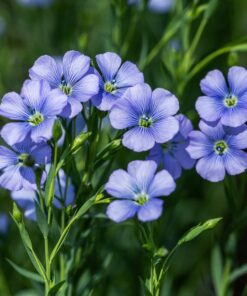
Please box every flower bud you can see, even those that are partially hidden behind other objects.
[12,202,22,223]
[52,119,63,143]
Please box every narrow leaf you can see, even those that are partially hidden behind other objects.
[6,259,44,283]
[45,165,56,206]
[48,281,65,296]
[229,264,247,283]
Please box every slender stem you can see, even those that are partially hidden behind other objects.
[44,235,50,295]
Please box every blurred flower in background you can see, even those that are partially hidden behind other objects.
[129,0,173,13]
[17,0,53,7]
[0,17,6,37]
[0,214,9,235]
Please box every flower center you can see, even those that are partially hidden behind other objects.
[60,76,72,95]
[18,153,35,167]
[224,94,238,108]
[28,112,44,126]
[139,115,153,128]
[214,140,228,155]
[135,193,149,206]
[104,80,117,94]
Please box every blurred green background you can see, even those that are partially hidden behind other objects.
[1,0,247,295]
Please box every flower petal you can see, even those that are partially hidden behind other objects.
[31,143,51,164]
[0,92,29,120]
[174,144,195,170]
[199,120,225,140]
[0,146,18,169]
[0,165,23,190]
[122,127,155,152]
[30,118,55,143]
[1,122,31,146]
[227,129,247,149]
[186,131,213,159]
[224,149,247,175]
[137,198,163,222]
[115,61,144,88]
[163,153,182,179]
[63,50,90,85]
[200,69,228,97]
[221,107,247,128]
[228,66,247,97]
[105,169,135,199]
[151,88,179,118]
[109,97,139,129]
[41,89,67,116]
[60,98,82,118]
[195,96,224,122]
[127,160,157,192]
[149,170,176,197]
[196,154,225,182]
[175,114,193,139]
[107,200,138,223]
[96,52,122,81]
[29,55,62,88]
[72,74,99,102]
[21,80,51,111]
[151,116,179,143]
[20,167,36,186]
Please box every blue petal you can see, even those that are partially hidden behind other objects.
[0,165,23,191]
[195,96,224,122]
[221,106,247,128]
[137,198,163,222]
[0,146,18,169]
[107,200,138,223]
[30,118,55,143]
[29,55,62,88]
[199,120,225,141]
[96,52,122,82]
[200,69,228,98]
[60,98,82,118]
[224,149,247,175]
[41,89,67,116]
[115,61,144,88]
[186,131,213,159]
[21,80,51,111]
[151,116,179,143]
[163,153,182,179]
[227,129,247,149]
[105,169,135,199]
[63,51,90,85]
[149,170,176,197]
[0,92,29,120]
[227,66,247,97]
[127,160,157,193]
[122,127,155,152]
[196,153,225,182]
[1,122,31,146]
[72,74,99,102]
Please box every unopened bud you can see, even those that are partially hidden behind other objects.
[12,203,22,223]
[52,119,63,143]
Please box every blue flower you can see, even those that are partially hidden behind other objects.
[17,0,52,7]
[11,168,75,220]
[0,214,9,235]
[148,114,195,179]
[128,0,173,13]
[196,66,247,127]
[109,83,179,152]
[29,51,99,118]
[0,80,67,145]
[186,120,247,182]
[92,52,144,111]
[0,138,51,191]
[105,160,176,222]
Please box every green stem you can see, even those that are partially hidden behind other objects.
[44,235,50,296]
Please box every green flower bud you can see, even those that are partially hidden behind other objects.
[52,119,63,143]
[13,202,22,223]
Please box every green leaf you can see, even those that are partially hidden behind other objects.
[48,281,65,296]
[211,245,223,295]
[229,264,247,283]
[45,165,56,206]
[35,202,48,237]
[6,259,44,283]
[178,218,222,246]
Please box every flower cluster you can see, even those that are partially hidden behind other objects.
[0,49,199,223]
[187,66,247,182]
